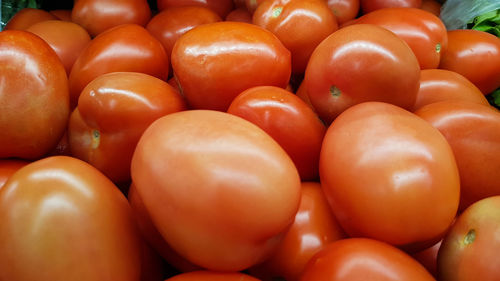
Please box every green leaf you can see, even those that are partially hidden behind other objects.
[487,88,500,110]
[468,9,500,37]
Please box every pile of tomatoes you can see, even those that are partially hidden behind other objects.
[0,0,499,280]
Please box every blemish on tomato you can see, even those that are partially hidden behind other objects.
[330,86,341,97]
[435,43,441,53]
[91,129,100,149]
[463,229,476,245]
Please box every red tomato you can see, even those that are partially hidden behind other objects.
[320,102,459,249]
[352,8,447,69]
[415,101,500,210]
[360,0,422,14]
[0,156,142,281]
[171,22,291,111]
[157,0,234,18]
[412,240,442,277]
[26,20,92,75]
[438,196,500,281]
[439,29,500,95]
[225,8,253,23]
[71,0,151,37]
[4,8,58,30]
[245,0,266,13]
[69,24,169,108]
[326,0,360,25]
[253,0,338,74]
[412,69,489,111]
[295,81,316,112]
[0,160,29,189]
[420,0,441,16]
[227,86,326,180]
[300,238,435,281]
[69,72,186,183]
[303,24,420,124]
[250,182,346,281]
[131,110,301,271]
[139,241,165,281]
[0,30,69,159]
[166,271,260,281]
[49,9,72,21]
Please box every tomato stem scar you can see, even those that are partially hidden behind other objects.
[435,43,441,53]
[272,7,283,18]
[330,86,341,97]
[91,130,100,149]
[463,229,476,245]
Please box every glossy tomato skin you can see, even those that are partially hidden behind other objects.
[303,24,420,124]
[412,69,488,111]
[227,86,326,180]
[326,0,360,25]
[131,110,301,271]
[166,271,260,281]
[253,0,338,74]
[0,156,142,281]
[4,8,57,30]
[171,22,291,111]
[439,29,500,95]
[69,24,169,108]
[0,160,29,189]
[250,182,346,281]
[415,101,500,210]
[0,30,69,159]
[300,238,435,281]
[26,20,92,75]
[157,0,234,18]
[352,8,447,69]
[320,102,460,249]
[360,0,422,14]
[69,72,186,184]
[72,0,151,37]
[438,196,500,281]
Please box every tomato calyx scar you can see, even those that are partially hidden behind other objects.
[272,7,283,18]
[91,129,100,149]
[463,229,476,246]
[330,86,341,97]
[435,43,441,53]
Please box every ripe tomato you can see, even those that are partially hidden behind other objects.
[303,24,420,124]
[171,22,291,111]
[412,69,488,111]
[320,102,459,249]
[250,182,346,281]
[438,196,500,281]
[49,9,72,21]
[326,0,360,25]
[0,30,69,159]
[0,156,142,281]
[245,0,266,13]
[0,160,29,189]
[420,0,441,16]
[415,101,500,211]
[300,238,435,281]
[226,8,253,23]
[26,20,92,75]
[227,86,326,180]
[351,8,447,69]
[71,0,151,37]
[4,8,57,30]
[253,0,338,74]
[439,29,500,95]
[166,271,260,281]
[360,0,422,14]
[131,110,301,271]
[69,24,169,108]
[157,0,234,18]
[412,240,442,277]
[139,241,166,281]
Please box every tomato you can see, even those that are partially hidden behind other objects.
[171,22,291,111]
[71,0,151,37]
[131,110,301,271]
[245,0,266,13]
[300,238,435,281]
[320,102,459,249]
[69,24,169,108]
[351,8,447,69]
[439,29,500,95]
[227,86,326,180]
[420,0,441,16]
[4,8,58,30]
[253,0,338,74]
[438,196,500,281]
[295,81,316,112]
[166,271,260,281]
[0,156,142,281]
[49,9,72,21]
[157,0,234,18]
[26,20,92,75]
[360,0,422,14]
[226,8,253,23]
[412,240,441,277]
[303,24,420,124]
[139,241,165,281]
[0,30,69,159]
[326,0,360,25]
[414,101,500,211]
[250,182,346,281]
[0,160,29,189]
[412,69,489,111]
[69,72,186,184]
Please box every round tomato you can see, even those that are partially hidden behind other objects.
[246,0,266,13]
[326,0,360,25]
[26,20,91,75]
[157,0,234,18]
[131,110,301,271]
[71,0,151,37]
[69,24,169,108]
[438,196,500,281]
[303,24,420,124]
[253,0,338,74]
[412,240,441,277]
[0,160,29,189]
[320,102,459,249]
[411,69,488,111]
[300,238,435,281]
[0,30,69,159]
[0,156,142,281]
[166,271,260,281]
[439,29,500,95]
[360,0,422,14]
[227,86,326,180]
[4,8,57,30]
[171,22,291,111]
[226,8,253,23]
[415,101,500,210]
